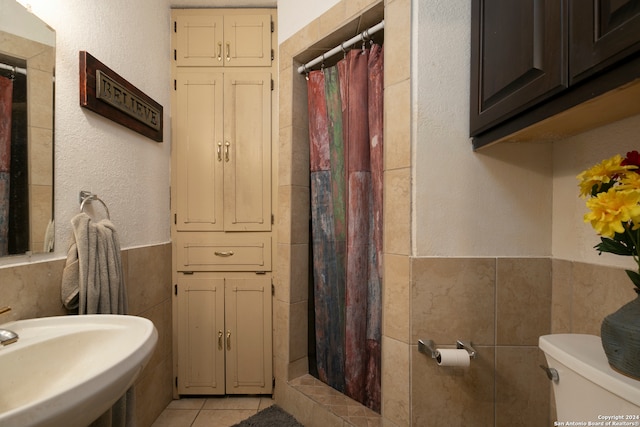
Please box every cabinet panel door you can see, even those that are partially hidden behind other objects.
[570,0,640,83]
[224,13,272,67]
[470,0,567,135]
[177,276,225,395]
[225,277,273,394]
[175,70,224,232]
[223,72,272,231]
[175,12,224,67]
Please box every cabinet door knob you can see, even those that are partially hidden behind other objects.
[217,142,222,162]
[224,141,230,162]
[226,330,231,350]
[226,42,231,62]
[217,42,222,61]
[218,330,223,350]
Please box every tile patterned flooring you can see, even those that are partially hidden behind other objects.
[151,396,275,427]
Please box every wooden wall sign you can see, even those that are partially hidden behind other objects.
[79,51,163,142]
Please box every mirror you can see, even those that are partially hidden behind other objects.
[0,0,55,257]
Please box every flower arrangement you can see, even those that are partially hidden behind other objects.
[578,151,640,289]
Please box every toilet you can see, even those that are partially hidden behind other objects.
[539,334,640,422]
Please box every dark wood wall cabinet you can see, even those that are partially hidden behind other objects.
[470,0,640,149]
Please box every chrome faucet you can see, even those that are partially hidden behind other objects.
[0,306,18,346]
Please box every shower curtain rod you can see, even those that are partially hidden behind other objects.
[297,19,384,74]
[0,63,26,76]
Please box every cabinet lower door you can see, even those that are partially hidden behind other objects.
[177,276,225,395]
[225,277,273,394]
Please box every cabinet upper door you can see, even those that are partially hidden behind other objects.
[175,13,224,67]
[470,0,568,135]
[223,71,272,232]
[225,277,273,394]
[570,0,640,84]
[177,276,226,395]
[175,70,224,232]
[223,13,272,67]
[174,10,272,67]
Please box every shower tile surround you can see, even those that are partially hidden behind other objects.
[276,0,640,426]
[1,243,173,427]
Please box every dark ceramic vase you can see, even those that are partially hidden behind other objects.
[601,289,640,380]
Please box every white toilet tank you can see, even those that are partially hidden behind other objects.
[539,334,640,423]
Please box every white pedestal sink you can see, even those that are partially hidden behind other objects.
[0,314,158,427]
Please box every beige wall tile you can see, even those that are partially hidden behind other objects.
[1,258,66,320]
[290,299,309,361]
[571,261,637,335]
[318,2,348,37]
[135,355,173,427]
[126,243,172,315]
[381,336,410,426]
[274,298,291,364]
[411,257,496,346]
[383,168,410,256]
[551,259,572,334]
[291,125,311,187]
[384,79,411,170]
[290,243,310,304]
[383,253,410,342]
[291,185,310,245]
[383,0,410,86]
[495,346,550,427]
[279,125,294,187]
[412,344,495,426]
[496,258,551,346]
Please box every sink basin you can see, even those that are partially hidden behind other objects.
[0,314,158,427]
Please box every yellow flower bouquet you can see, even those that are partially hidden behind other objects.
[578,151,640,289]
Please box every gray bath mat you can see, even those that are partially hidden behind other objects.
[231,405,303,427]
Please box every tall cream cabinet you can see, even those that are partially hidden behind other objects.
[170,8,276,396]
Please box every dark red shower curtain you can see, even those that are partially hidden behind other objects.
[307,44,383,412]
[0,76,13,256]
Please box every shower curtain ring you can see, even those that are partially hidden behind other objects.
[341,42,347,57]
[321,53,325,70]
[303,64,310,80]
[362,29,370,52]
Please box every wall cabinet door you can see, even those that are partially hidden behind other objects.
[175,71,224,232]
[570,0,640,84]
[470,0,567,135]
[174,69,271,233]
[176,275,272,395]
[174,10,272,67]
[176,276,226,395]
[224,277,273,394]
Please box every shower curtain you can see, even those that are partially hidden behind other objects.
[307,44,383,412]
[0,75,13,256]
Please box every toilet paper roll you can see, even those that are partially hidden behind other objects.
[436,349,470,367]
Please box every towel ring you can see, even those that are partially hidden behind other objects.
[79,191,111,220]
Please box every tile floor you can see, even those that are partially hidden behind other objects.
[151,396,275,427]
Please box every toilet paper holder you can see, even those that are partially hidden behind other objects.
[418,339,477,359]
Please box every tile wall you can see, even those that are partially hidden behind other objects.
[410,257,552,426]
[0,242,173,427]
